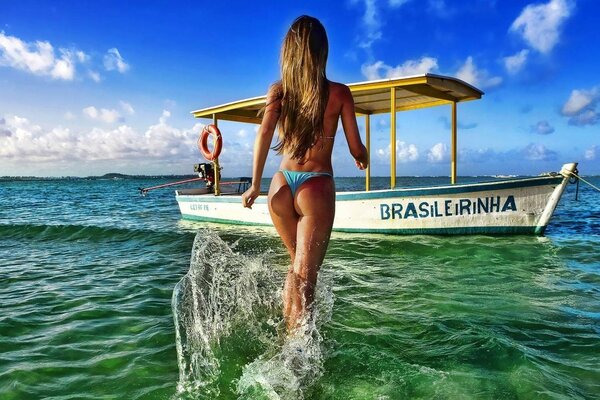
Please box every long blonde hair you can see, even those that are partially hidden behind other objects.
[273,15,329,161]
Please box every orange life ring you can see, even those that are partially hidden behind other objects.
[198,124,223,161]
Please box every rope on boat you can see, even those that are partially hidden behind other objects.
[568,170,600,199]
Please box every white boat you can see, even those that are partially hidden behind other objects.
[175,74,577,235]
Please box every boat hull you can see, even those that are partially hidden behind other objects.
[176,163,577,235]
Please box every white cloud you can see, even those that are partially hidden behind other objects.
[103,48,129,73]
[76,51,88,63]
[362,61,385,80]
[427,142,448,163]
[584,145,597,161]
[376,140,419,162]
[51,50,76,80]
[0,112,202,163]
[562,88,596,114]
[361,56,438,80]
[0,32,82,80]
[357,0,383,49]
[159,110,170,124]
[353,0,413,50]
[561,87,599,126]
[522,142,557,161]
[458,143,563,166]
[82,106,122,124]
[565,109,600,126]
[456,56,502,89]
[459,121,478,130]
[0,117,11,138]
[82,106,98,119]
[530,120,555,135]
[460,147,499,163]
[0,115,67,161]
[503,49,530,75]
[64,111,76,120]
[119,101,135,115]
[461,144,559,164]
[389,0,411,6]
[0,32,132,82]
[398,141,419,162]
[88,70,101,82]
[438,116,478,130]
[510,0,573,54]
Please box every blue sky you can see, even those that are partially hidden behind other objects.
[1,0,598,177]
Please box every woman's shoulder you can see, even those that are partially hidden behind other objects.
[265,81,283,108]
[267,81,282,97]
[327,80,349,92]
[327,80,353,102]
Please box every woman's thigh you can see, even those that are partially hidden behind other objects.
[268,172,299,259]
[293,176,336,280]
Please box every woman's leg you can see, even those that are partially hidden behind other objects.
[287,176,335,331]
[268,173,335,332]
[268,172,299,261]
[268,173,300,326]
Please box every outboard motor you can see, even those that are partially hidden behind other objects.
[194,162,220,192]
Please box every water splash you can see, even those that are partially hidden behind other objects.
[236,321,325,399]
[172,230,281,397]
[236,268,334,400]
[172,229,333,399]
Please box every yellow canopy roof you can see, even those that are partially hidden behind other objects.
[191,74,483,124]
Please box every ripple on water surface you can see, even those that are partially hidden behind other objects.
[0,178,599,399]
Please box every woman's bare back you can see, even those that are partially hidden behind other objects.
[278,81,363,173]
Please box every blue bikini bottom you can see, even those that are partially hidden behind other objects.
[280,169,333,197]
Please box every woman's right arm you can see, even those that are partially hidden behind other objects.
[242,84,281,208]
[340,85,368,169]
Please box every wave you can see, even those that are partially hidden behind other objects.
[0,222,190,243]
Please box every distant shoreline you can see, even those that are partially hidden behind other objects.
[2,173,598,181]
[0,173,198,181]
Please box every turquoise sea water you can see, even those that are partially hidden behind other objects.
[0,176,599,399]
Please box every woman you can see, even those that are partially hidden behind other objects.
[242,15,368,332]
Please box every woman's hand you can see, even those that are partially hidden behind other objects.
[355,159,367,170]
[242,185,260,209]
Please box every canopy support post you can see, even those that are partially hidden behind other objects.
[390,87,397,189]
[451,101,457,184]
[365,114,371,191]
[212,114,221,195]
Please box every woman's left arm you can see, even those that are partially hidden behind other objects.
[242,85,281,208]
